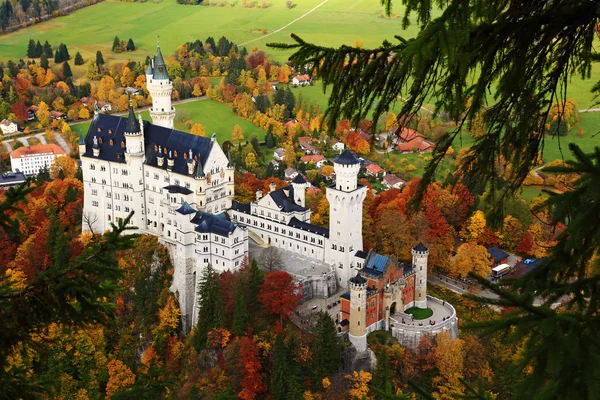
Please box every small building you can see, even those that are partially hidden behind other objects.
[383,174,406,189]
[292,74,311,86]
[11,144,66,176]
[285,167,299,180]
[50,111,67,120]
[301,154,327,168]
[331,138,345,152]
[269,159,280,170]
[28,105,39,121]
[487,246,509,268]
[0,119,18,135]
[298,136,320,154]
[273,147,285,161]
[396,138,434,154]
[98,101,112,112]
[124,87,140,96]
[365,163,385,178]
[0,171,26,189]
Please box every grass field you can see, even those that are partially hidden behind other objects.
[71,99,267,143]
[542,112,600,162]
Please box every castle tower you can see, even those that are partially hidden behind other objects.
[147,37,176,129]
[348,274,368,352]
[412,243,429,308]
[326,150,367,287]
[291,174,307,207]
[123,100,146,230]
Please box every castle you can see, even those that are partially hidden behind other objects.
[80,40,457,348]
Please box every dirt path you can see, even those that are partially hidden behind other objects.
[239,0,331,46]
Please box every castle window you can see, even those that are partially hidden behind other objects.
[154,145,158,152]
[183,152,188,159]
[108,129,112,134]
[109,139,114,146]
[163,147,168,154]
[98,137,103,144]
[97,128,101,132]
[121,141,125,148]
[174,150,178,157]
[90,164,95,170]
[194,155,198,161]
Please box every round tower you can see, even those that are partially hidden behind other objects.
[348,274,368,352]
[291,174,307,207]
[123,100,146,230]
[147,38,176,129]
[333,150,361,192]
[412,243,429,308]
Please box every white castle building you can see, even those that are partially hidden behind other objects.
[80,41,454,343]
[80,42,248,328]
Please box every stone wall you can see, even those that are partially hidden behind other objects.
[390,296,459,349]
[297,271,338,300]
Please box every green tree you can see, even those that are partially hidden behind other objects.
[61,61,72,80]
[96,50,105,66]
[247,258,263,314]
[271,334,302,400]
[112,36,121,52]
[34,41,43,58]
[231,277,250,336]
[127,38,135,51]
[42,40,52,58]
[265,130,275,148]
[310,311,339,382]
[276,1,600,399]
[74,51,84,66]
[283,87,295,119]
[192,263,224,351]
[372,347,393,393]
[40,53,49,69]
[26,39,36,58]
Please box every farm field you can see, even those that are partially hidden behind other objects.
[71,99,267,143]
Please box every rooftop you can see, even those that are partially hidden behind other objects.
[11,144,65,158]
[334,150,360,165]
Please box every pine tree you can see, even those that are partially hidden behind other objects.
[26,39,36,58]
[126,38,135,51]
[231,277,250,336]
[53,44,63,63]
[35,41,42,58]
[372,347,392,392]
[255,94,270,113]
[46,212,70,268]
[61,61,72,80]
[43,41,53,58]
[36,165,51,185]
[283,87,295,119]
[61,43,70,60]
[112,36,121,52]
[96,50,104,66]
[192,264,224,351]
[74,51,84,65]
[310,311,339,382]
[265,129,275,148]
[40,53,49,69]
[246,258,263,314]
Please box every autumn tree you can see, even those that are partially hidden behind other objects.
[432,332,465,399]
[190,123,206,137]
[106,359,136,398]
[244,152,258,170]
[451,242,490,278]
[464,210,486,243]
[50,156,78,179]
[238,337,266,400]
[232,124,244,143]
[258,271,302,325]
[346,371,372,400]
[37,101,51,127]
[258,246,283,271]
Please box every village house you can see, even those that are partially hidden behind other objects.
[298,136,320,155]
[28,105,39,121]
[0,119,18,135]
[331,138,345,152]
[292,74,311,86]
[301,154,327,168]
[365,163,385,178]
[50,111,67,120]
[11,144,66,175]
[0,172,26,190]
[285,167,299,180]
[382,173,406,189]
[487,246,509,268]
[392,127,435,154]
[273,147,285,161]
[269,160,280,170]
[98,101,112,112]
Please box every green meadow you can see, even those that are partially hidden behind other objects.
[72,99,267,143]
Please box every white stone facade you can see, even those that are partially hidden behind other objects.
[10,144,66,175]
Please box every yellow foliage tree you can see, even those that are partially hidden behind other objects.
[345,370,372,400]
[37,101,51,127]
[283,142,296,168]
[232,124,244,143]
[500,215,523,250]
[50,156,79,179]
[106,359,135,398]
[465,210,486,242]
[451,242,490,278]
[158,296,180,333]
[321,165,334,177]
[385,112,397,132]
[190,123,206,137]
[245,152,258,169]
[192,84,202,97]
[79,108,90,119]
[433,332,465,399]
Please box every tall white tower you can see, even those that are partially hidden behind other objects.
[147,38,176,129]
[412,243,429,308]
[123,100,146,231]
[326,150,367,287]
[291,174,307,207]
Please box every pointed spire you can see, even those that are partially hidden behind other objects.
[194,157,205,179]
[153,34,169,80]
[123,95,140,134]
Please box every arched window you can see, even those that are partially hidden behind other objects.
[121,140,125,148]
[109,139,114,146]
[98,137,103,144]
[174,150,178,157]
[108,129,113,134]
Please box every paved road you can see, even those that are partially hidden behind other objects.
[36,133,47,144]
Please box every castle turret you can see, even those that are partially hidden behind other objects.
[147,37,176,129]
[348,274,368,352]
[412,243,429,308]
[326,150,367,287]
[291,174,307,207]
